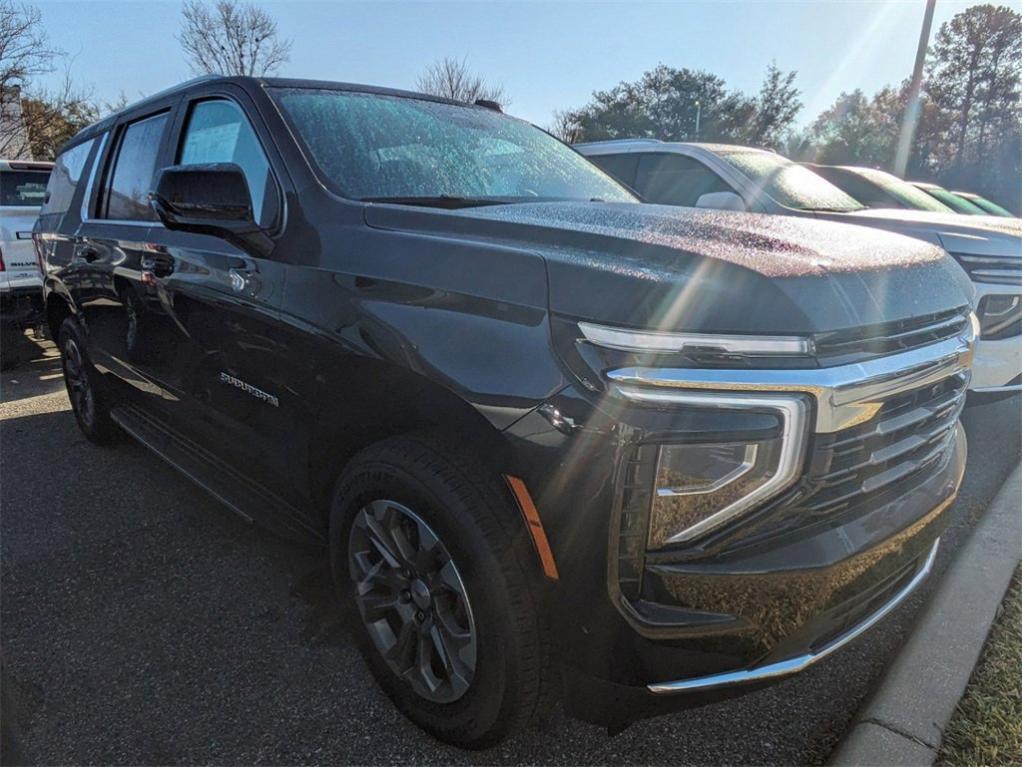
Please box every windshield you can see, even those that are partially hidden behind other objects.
[851,167,953,213]
[719,150,863,212]
[0,170,50,207]
[272,88,636,204]
[922,186,986,215]
[965,195,1014,217]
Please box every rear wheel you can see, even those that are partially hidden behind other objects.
[329,435,549,749]
[58,316,119,444]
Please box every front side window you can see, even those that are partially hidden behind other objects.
[41,140,95,215]
[271,88,635,204]
[2,169,52,207]
[178,99,276,226]
[721,150,863,212]
[589,154,640,189]
[102,112,169,221]
[635,153,733,207]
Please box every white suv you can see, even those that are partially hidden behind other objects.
[576,140,1021,396]
[0,159,52,368]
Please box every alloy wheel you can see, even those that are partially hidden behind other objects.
[348,499,477,704]
[62,337,94,428]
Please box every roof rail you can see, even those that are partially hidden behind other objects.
[575,137,663,147]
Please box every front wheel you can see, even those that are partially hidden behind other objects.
[58,316,119,444]
[329,435,549,749]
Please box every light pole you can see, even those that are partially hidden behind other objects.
[894,0,937,177]
[694,100,701,140]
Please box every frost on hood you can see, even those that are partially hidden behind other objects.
[461,202,948,278]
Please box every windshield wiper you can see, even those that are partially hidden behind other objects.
[360,195,521,209]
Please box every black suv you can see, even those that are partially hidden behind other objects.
[36,76,975,748]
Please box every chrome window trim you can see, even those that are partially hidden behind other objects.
[620,390,808,544]
[78,132,108,223]
[608,330,975,434]
[579,321,812,356]
[647,537,940,694]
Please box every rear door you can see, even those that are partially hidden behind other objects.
[74,100,181,415]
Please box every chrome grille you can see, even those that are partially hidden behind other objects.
[804,372,968,515]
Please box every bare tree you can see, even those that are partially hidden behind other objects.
[548,109,584,144]
[178,0,291,77]
[415,56,508,106]
[0,1,60,157]
[20,67,101,160]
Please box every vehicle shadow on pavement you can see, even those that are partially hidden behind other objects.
[0,333,64,404]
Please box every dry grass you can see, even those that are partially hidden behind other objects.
[938,568,1022,767]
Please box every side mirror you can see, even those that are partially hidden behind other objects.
[149,164,271,257]
[695,191,747,212]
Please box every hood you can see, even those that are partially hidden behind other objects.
[833,208,1022,259]
[365,201,973,335]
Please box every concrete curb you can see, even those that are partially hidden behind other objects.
[830,462,1022,767]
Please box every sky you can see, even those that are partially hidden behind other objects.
[32,0,1022,129]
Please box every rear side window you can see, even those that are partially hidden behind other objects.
[102,112,169,221]
[41,140,94,215]
[588,154,640,189]
[2,169,51,207]
[634,154,732,207]
[177,99,277,226]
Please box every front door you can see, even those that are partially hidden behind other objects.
[133,93,294,499]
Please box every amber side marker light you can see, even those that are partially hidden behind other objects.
[504,475,560,581]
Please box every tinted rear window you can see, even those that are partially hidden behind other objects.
[102,112,169,221]
[41,140,95,215]
[1,170,51,206]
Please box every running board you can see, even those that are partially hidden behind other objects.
[110,405,324,545]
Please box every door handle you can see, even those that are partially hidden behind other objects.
[141,253,175,278]
[229,267,259,294]
[76,246,101,263]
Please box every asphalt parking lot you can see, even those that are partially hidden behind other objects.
[2,333,1020,766]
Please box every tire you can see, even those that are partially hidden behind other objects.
[58,316,120,445]
[329,435,549,749]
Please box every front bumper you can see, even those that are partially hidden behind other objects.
[649,509,944,695]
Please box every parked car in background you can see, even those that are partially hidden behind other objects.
[1,159,52,368]
[909,181,990,216]
[913,184,1016,218]
[806,163,956,214]
[38,76,976,747]
[576,140,1022,396]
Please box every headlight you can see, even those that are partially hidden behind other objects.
[617,388,809,547]
[976,295,1021,339]
[579,321,813,356]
